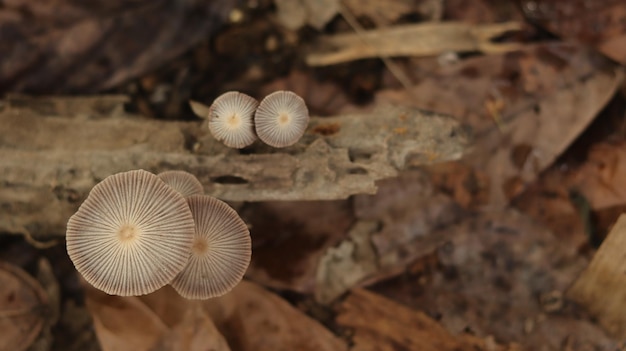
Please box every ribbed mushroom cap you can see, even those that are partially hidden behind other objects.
[66,170,195,296]
[208,91,259,148]
[254,90,309,148]
[157,170,204,197]
[170,195,251,299]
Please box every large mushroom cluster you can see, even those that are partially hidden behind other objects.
[207,90,310,148]
[66,169,251,299]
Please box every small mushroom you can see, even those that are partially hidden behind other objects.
[254,90,309,148]
[66,170,195,296]
[208,91,259,148]
[157,170,204,197]
[170,195,251,299]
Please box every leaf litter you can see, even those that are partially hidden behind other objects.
[1,0,626,350]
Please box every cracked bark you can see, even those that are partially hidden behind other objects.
[0,95,469,237]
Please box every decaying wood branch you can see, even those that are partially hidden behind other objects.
[306,21,523,66]
[0,96,469,237]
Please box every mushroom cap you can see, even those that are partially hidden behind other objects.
[66,170,195,296]
[254,90,309,148]
[157,170,204,197]
[208,91,259,148]
[170,195,251,299]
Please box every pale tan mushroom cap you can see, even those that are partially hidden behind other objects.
[208,91,259,148]
[171,195,251,299]
[66,170,195,296]
[254,90,309,148]
[157,170,204,197]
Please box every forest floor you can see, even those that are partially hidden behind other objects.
[1,1,626,350]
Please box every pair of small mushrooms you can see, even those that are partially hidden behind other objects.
[66,169,251,299]
[207,90,309,149]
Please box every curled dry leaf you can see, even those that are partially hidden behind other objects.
[0,262,48,351]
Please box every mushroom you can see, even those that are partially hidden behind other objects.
[254,90,309,148]
[157,170,204,197]
[208,91,259,148]
[170,195,251,299]
[66,170,195,296]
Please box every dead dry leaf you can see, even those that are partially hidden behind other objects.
[376,42,623,206]
[522,0,626,64]
[84,283,230,351]
[0,262,48,351]
[85,280,347,351]
[513,140,626,250]
[371,209,621,350]
[569,141,626,210]
[205,281,348,351]
[336,288,516,351]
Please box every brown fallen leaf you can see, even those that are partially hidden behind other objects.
[0,261,48,351]
[522,0,626,64]
[204,281,348,351]
[0,0,236,93]
[569,141,626,210]
[371,209,621,350]
[336,288,517,351]
[84,283,230,351]
[376,42,623,206]
[514,140,626,248]
[511,167,589,247]
[85,279,347,351]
